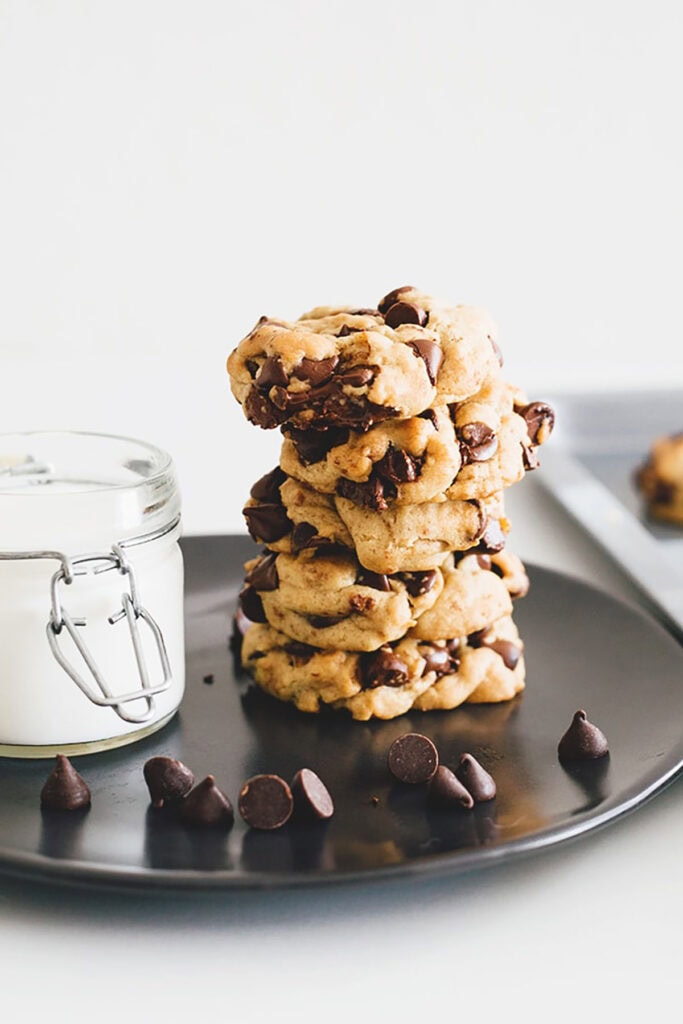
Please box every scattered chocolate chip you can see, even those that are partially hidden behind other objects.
[387,733,439,785]
[341,366,375,388]
[406,338,443,385]
[375,445,422,485]
[306,614,347,629]
[360,647,409,688]
[256,355,289,390]
[40,755,91,811]
[239,584,267,623]
[384,301,428,329]
[250,466,287,503]
[203,674,214,685]
[180,775,234,828]
[291,768,334,820]
[378,285,414,315]
[427,765,474,809]
[485,639,521,670]
[458,422,499,464]
[238,774,293,830]
[455,754,496,802]
[489,335,504,366]
[401,570,438,597]
[420,643,459,677]
[515,401,555,445]
[336,475,388,511]
[356,569,392,592]
[558,710,609,761]
[283,641,317,662]
[144,756,195,808]
[245,552,279,592]
[349,593,376,613]
[370,794,380,806]
[243,502,292,543]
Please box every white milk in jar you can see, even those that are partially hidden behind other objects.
[0,432,185,756]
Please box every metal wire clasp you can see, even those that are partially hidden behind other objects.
[46,544,172,724]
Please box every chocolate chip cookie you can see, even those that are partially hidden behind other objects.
[635,431,683,525]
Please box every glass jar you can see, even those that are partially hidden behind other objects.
[0,431,185,757]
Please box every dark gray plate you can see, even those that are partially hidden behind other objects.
[0,535,681,892]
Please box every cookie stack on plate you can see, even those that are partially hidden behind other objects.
[227,286,554,721]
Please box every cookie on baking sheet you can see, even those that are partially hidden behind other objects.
[240,548,444,653]
[226,287,502,433]
[241,616,524,721]
[635,432,683,525]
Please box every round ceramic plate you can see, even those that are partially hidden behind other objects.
[0,535,681,891]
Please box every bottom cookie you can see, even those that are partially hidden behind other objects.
[241,616,525,721]
[634,432,683,525]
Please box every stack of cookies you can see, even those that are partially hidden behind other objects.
[227,286,554,721]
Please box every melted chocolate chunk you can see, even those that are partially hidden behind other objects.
[378,285,414,315]
[180,776,234,828]
[387,733,439,785]
[243,502,292,542]
[514,401,555,445]
[245,552,279,592]
[401,570,438,597]
[384,301,428,329]
[341,366,375,388]
[246,359,260,378]
[283,641,317,662]
[306,614,347,629]
[144,756,195,809]
[455,754,496,802]
[40,755,91,812]
[337,323,353,337]
[467,628,490,648]
[244,387,289,429]
[356,569,392,592]
[336,475,389,511]
[238,774,293,830]
[286,426,349,465]
[360,646,409,689]
[291,768,334,820]
[250,465,287,503]
[407,338,443,385]
[239,585,267,623]
[522,442,540,471]
[419,408,438,428]
[375,445,422,485]
[256,355,289,390]
[476,518,506,553]
[458,422,499,464]
[558,710,609,761]
[292,355,339,386]
[427,765,474,809]
[420,643,459,677]
[485,639,521,670]
[291,521,320,552]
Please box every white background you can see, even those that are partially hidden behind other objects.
[1,0,682,534]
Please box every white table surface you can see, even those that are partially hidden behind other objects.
[1,477,680,1023]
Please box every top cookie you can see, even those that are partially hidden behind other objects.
[634,431,683,525]
[227,286,502,432]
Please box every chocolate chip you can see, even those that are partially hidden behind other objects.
[306,614,347,629]
[244,387,289,429]
[375,445,422,485]
[291,768,334,820]
[143,756,195,808]
[243,502,292,542]
[455,754,496,802]
[522,442,540,471]
[245,552,279,592]
[250,466,287,503]
[180,776,234,828]
[40,755,91,811]
[291,521,320,552]
[337,324,352,337]
[341,366,375,388]
[653,479,676,504]
[292,356,340,386]
[239,584,267,623]
[384,301,428,329]
[360,647,409,689]
[336,475,388,511]
[477,554,492,571]
[420,645,455,677]
[246,359,260,378]
[387,733,439,784]
[467,628,490,648]
[356,569,392,592]
[419,408,438,428]
[558,710,609,761]
[349,593,376,613]
[378,286,415,315]
[485,639,521,670]
[283,641,317,662]
[458,422,499,464]
[427,765,474,809]
[401,570,438,597]
[476,518,506,553]
[238,774,293,830]
[203,674,214,684]
[406,338,443,385]
[286,426,349,464]
[489,335,504,366]
[515,401,555,445]
[256,355,289,390]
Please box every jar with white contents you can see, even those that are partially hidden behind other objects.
[0,431,185,757]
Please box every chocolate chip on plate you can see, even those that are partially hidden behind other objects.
[180,775,234,828]
[427,765,474,809]
[455,753,496,802]
[558,710,609,761]
[143,756,195,808]
[291,768,334,821]
[40,754,91,811]
[238,774,294,830]
[387,733,439,785]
